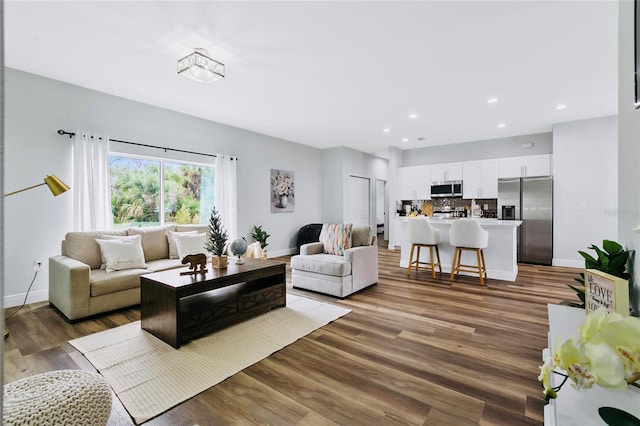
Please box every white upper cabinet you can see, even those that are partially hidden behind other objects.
[398,165,431,200]
[498,156,523,178]
[462,161,480,198]
[523,154,552,177]
[414,165,431,200]
[463,159,498,198]
[498,154,552,178]
[398,166,415,200]
[431,162,462,182]
[479,159,499,198]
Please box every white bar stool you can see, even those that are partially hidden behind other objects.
[406,217,442,279]
[449,219,489,285]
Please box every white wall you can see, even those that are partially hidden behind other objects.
[402,132,553,166]
[321,148,344,225]
[341,148,388,230]
[4,68,324,306]
[321,147,389,230]
[552,116,618,267]
[618,0,640,316]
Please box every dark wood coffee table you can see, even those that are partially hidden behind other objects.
[140,258,286,348]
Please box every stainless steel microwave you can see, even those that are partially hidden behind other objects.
[430,180,463,198]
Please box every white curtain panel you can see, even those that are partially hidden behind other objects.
[214,155,238,241]
[73,131,112,231]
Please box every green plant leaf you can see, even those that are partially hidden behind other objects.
[590,244,611,269]
[578,250,599,265]
[602,240,623,256]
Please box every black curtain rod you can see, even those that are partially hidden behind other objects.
[56,129,235,160]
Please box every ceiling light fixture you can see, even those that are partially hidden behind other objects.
[488,97,499,104]
[555,104,567,110]
[177,48,225,84]
[383,128,391,133]
[497,123,506,129]
[402,138,409,142]
[409,114,418,119]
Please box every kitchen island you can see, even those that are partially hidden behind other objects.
[393,217,522,281]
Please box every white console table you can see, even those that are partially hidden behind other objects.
[544,304,640,425]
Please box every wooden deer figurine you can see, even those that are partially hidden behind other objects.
[180,253,208,275]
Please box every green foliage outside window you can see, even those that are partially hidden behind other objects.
[109,156,214,228]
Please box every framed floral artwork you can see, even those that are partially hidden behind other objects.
[271,169,295,213]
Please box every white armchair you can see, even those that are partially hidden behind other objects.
[291,225,378,298]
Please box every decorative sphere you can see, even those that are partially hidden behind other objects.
[230,238,248,256]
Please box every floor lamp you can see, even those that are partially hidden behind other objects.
[3,175,70,338]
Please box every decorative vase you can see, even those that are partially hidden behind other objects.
[598,407,640,426]
[211,255,228,269]
[279,195,288,208]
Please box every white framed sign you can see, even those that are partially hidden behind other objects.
[585,269,630,316]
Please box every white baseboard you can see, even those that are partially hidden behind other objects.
[552,259,583,268]
[5,289,48,309]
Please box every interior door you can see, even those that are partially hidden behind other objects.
[375,179,387,239]
[349,175,370,227]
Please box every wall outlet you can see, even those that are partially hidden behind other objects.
[33,260,44,271]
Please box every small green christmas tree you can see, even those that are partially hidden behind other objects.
[206,207,228,256]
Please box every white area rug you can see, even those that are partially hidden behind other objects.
[69,294,350,424]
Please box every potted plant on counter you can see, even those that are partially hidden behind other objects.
[564,240,632,309]
[206,207,229,269]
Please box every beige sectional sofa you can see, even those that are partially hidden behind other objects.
[49,224,208,321]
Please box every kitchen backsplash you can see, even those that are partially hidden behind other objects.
[399,198,498,218]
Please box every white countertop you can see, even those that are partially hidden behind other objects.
[392,216,521,227]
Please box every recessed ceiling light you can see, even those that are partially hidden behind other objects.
[409,114,418,119]
[556,104,567,110]
[383,128,391,133]
[497,123,506,129]
[488,97,498,104]
[402,138,409,142]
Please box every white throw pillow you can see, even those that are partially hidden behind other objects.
[95,235,147,273]
[174,233,208,260]
[166,230,199,259]
[95,234,142,270]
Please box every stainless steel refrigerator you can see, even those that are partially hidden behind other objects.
[498,176,553,265]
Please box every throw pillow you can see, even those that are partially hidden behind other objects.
[127,225,174,261]
[351,226,372,247]
[95,235,142,270]
[95,235,147,273]
[174,233,208,260]
[321,223,353,255]
[166,230,199,259]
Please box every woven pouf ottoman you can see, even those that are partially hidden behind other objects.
[3,369,112,426]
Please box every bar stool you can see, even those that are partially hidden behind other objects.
[449,219,489,285]
[406,217,442,279]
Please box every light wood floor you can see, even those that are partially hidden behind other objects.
[3,239,579,425]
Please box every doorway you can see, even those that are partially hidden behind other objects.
[348,175,370,227]
[376,179,387,240]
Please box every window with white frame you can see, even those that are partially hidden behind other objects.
[108,154,215,228]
